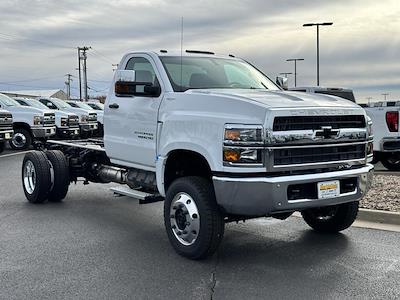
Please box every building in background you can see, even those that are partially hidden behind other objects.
[0,89,68,100]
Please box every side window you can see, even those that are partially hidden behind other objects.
[125,57,159,86]
[40,99,57,109]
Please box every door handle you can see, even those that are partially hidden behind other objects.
[109,103,119,109]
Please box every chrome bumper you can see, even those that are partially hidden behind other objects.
[31,126,56,138]
[213,164,374,216]
[56,127,80,137]
[0,129,13,141]
[80,122,98,131]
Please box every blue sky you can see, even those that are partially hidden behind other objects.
[0,0,398,102]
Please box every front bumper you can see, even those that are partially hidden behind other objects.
[0,129,13,141]
[80,122,98,132]
[56,127,80,138]
[31,126,56,138]
[213,164,374,216]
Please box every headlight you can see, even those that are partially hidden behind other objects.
[33,115,43,125]
[61,117,68,127]
[80,115,88,123]
[223,125,264,166]
[224,125,263,145]
[366,116,373,138]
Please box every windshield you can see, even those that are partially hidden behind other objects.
[160,56,279,92]
[51,98,71,109]
[25,99,49,109]
[87,103,103,110]
[74,102,94,110]
[0,94,21,107]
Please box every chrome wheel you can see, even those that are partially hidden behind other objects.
[23,160,36,194]
[170,192,200,246]
[12,132,27,148]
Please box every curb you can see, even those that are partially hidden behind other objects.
[357,208,400,226]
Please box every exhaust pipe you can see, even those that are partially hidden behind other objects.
[95,164,127,184]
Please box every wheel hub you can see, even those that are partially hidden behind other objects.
[170,192,200,246]
[23,160,36,194]
[12,133,27,148]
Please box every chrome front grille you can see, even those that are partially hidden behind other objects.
[273,144,366,166]
[267,113,368,171]
[43,113,55,126]
[273,115,366,131]
[88,113,97,122]
[0,114,13,128]
[68,116,79,127]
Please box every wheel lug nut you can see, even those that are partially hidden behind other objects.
[192,213,198,219]
[192,230,197,235]
[186,199,191,204]
[172,225,176,229]
[177,231,182,236]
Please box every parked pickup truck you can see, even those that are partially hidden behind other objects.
[0,93,56,150]
[20,50,373,259]
[38,97,97,137]
[360,101,400,170]
[66,100,103,136]
[289,87,400,170]
[14,97,80,139]
[0,108,13,153]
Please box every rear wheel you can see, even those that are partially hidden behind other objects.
[22,151,51,203]
[301,201,359,233]
[45,150,70,202]
[10,128,32,150]
[381,153,400,171]
[164,177,225,260]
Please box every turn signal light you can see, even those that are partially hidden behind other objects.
[223,149,240,162]
[386,111,399,132]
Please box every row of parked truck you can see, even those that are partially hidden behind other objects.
[0,93,104,152]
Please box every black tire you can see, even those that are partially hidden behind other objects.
[22,151,52,203]
[45,150,70,202]
[0,141,4,153]
[10,128,32,150]
[301,201,359,233]
[380,153,400,171]
[164,176,225,260]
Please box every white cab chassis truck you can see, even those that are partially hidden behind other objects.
[0,109,13,153]
[21,51,374,259]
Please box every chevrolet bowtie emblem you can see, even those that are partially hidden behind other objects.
[314,126,339,139]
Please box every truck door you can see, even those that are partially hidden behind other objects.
[105,55,163,170]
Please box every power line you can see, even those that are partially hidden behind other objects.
[0,32,73,49]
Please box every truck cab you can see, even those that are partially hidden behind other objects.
[38,97,97,137]
[0,93,56,150]
[0,108,13,153]
[14,97,80,139]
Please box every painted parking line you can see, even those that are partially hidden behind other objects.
[0,151,30,158]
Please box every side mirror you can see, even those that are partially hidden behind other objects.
[276,76,288,90]
[114,70,161,97]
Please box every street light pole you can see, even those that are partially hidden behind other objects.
[303,22,333,86]
[382,93,389,101]
[286,58,304,87]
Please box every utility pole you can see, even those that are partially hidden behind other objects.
[286,58,304,87]
[382,93,389,101]
[78,46,91,101]
[303,22,333,86]
[65,74,73,99]
[366,96,372,106]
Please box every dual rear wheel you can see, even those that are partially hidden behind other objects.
[22,150,70,203]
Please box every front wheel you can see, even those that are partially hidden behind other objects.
[10,128,32,150]
[164,177,225,260]
[380,153,400,171]
[301,201,359,233]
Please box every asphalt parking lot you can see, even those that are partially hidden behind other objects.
[1,151,399,299]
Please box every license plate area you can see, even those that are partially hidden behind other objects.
[317,180,340,199]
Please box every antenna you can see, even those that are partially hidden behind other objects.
[180,16,183,92]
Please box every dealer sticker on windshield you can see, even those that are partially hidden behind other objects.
[317,180,340,199]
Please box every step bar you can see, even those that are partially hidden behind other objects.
[110,186,164,204]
